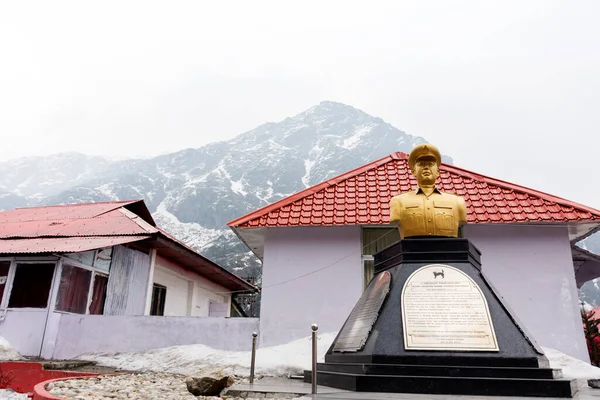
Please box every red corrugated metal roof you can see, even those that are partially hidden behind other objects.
[0,209,157,238]
[228,152,600,229]
[0,200,139,223]
[0,236,151,253]
[0,200,257,293]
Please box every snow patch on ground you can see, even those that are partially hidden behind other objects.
[0,389,28,399]
[0,336,23,361]
[78,332,339,378]
[77,334,600,381]
[543,347,600,380]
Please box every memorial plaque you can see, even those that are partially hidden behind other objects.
[333,271,391,352]
[401,264,499,351]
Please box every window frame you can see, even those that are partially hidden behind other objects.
[54,262,94,314]
[62,248,113,273]
[88,272,109,315]
[0,258,15,311]
[53,248,114,316]
[361,227,400,290]
[150,283,167,316]
[2,258,59,312]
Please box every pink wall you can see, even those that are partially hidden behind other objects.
[464,223,589,362]
[258,223,588,362]
[259,226,362,347]
[50,315,259,359]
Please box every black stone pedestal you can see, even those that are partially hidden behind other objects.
[303,238,578,398]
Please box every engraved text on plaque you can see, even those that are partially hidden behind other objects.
[401,264,499,351]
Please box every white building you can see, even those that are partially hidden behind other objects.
[0,200,257,358]
[229,151,600,362]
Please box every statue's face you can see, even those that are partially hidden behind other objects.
[413,158,439,185]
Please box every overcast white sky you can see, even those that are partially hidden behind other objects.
[0,1,598,207]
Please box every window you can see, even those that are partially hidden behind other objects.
[362,228,400,289]
[0,261,11,305]
[55,264,92,314]
[65,251,96,267]
[54,247,113,315]
[150,284,166,316]
[94,248,112,272]
[362,228,400,256]
[88,273,108,315]
[8,263,56,308]
[64,247,113,272]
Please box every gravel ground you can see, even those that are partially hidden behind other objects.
[45,372,304,400]
[0,389,28,400]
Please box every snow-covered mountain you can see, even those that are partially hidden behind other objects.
[0,101,447,279]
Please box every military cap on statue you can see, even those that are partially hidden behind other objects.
[407,143,442,170]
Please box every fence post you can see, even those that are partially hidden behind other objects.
[249,331,258,384]
[311,323,318,394]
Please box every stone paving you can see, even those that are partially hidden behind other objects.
[226,378,600,400]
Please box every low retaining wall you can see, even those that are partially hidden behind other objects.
[49,315,260,359]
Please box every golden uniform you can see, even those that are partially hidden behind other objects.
[389,188,467,238]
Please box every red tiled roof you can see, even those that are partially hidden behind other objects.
[228,152,600,229]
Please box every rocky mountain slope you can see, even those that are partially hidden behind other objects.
[2,100,599,307]
[0,101,449,280]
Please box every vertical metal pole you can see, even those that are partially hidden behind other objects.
[311,323,318,394]
[250,332,258,384]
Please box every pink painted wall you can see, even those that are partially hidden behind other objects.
[464,223,589,362]
[258,223,588,362]
[50,315,259,359]
[259,226,362,347]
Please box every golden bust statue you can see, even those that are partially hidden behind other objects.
[389,144,467,238]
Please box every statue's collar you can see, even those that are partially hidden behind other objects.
[416,187,441,195]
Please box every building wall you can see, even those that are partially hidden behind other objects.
[463,223,589,362]
[104,245,150,316]
[153,256,230,317]
[258,223,588,362]
[153,266,190,316]
[259,225,362,347]
[50,314,259,359]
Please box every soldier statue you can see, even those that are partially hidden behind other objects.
[389,144,467,238]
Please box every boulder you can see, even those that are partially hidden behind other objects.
[185,375,235,396]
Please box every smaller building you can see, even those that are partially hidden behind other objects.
[0,200,257,357]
